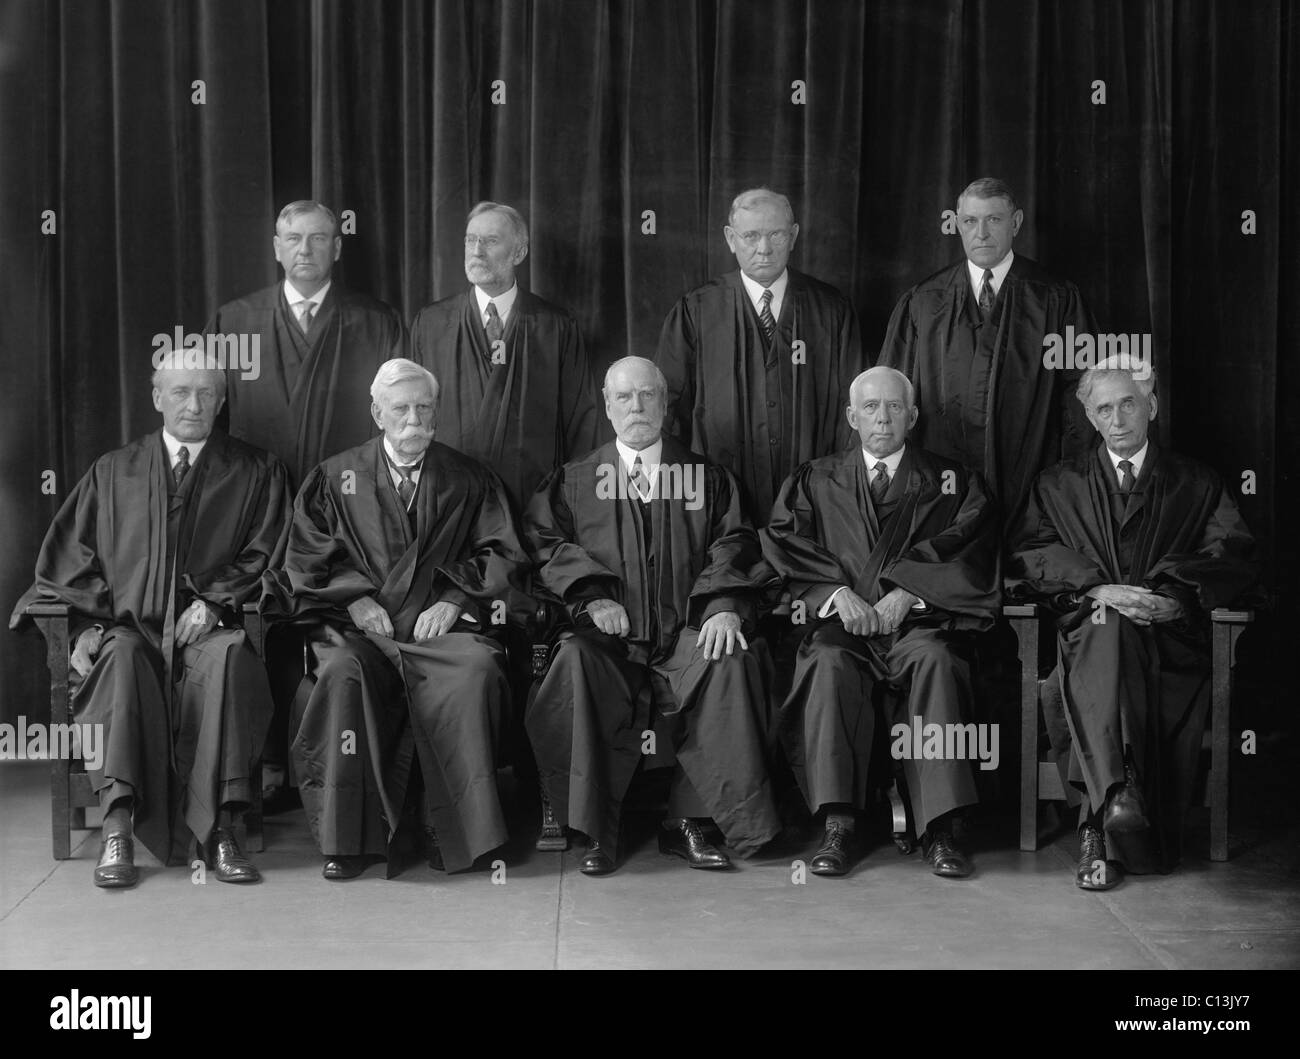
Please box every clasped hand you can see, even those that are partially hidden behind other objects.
[833,586,918,638]
[1085,585,1182,626]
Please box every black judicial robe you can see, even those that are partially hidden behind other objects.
[524,437,778,855]
[10,430,291,863]
[761,445,1000,824]
[656,269,865,525]
[761,445,1000,624]
[263,437,533,870]
[410,287,600,512]
[1007,443,1257,870]
[879,255,1093,528]
[208,283,405,488]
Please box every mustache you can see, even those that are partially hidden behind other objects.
[392,425,435,442]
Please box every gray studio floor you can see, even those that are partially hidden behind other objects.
[2,755,1298,970]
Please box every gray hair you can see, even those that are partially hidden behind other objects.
[1076,355,1157,405]
[150,349,227,396]
[957,178,1020,214]
[468,201,529,248]
[728,187,796,228]
[370,358,439,404]
[276,200,338,234]
[848,366,915,409]
[603,356,668,399]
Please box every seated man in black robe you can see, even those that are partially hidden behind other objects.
[656,187,865,526]
[879,177,1093,529]
[10,353,292,887]
[207,199,406,803]
[762,367,1000,879]
[525,356,780,874]
[265,358,531,880]
[1008,357,1257,889]
[409,200,599,513]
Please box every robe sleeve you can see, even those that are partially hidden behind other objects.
[427,468,533,624]
[761,464,858,616]
[524,468,624,614]
[878,470,1000,620]
[9,463,112,636]
[1143,481,1258,613]
[689,467,769,628]
[185,456,293,616]
[261,465,378,620]
[1005,474,1113,605]
[877,288,917,378]
[655,297,697,445]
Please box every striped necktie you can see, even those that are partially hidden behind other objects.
[758,288,777,342]
[870,460,890,504]
[978,270,995,317]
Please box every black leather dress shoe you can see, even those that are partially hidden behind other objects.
[322,855,368,880]
[1104,768,1150,832]
[922,829,973,878]
[94,833,139,889]
[659,819,731,869]
[422,827,445,872]
[1075,825,1122,891]
[579,841,616,876]
[809,822,851,876]
[210,827,261,884]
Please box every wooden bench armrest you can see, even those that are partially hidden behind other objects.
[1210,608,1254,624]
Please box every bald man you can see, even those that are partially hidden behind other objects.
[657,187,865,525]
[264,358,532,880]
[525,357,780,874]
[12,353,292,887]
[761,367,1000,878]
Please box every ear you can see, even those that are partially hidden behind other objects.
[1010,209,1024,237]
[787,222,800,251]
[845,404,858,431]
[332,236,343,262]
[907,405,919,430]
[1147,392,1158,421]
[371,401,384,429]
[723,226,739,254]
[152,388,164,414]
[512,242,529,267]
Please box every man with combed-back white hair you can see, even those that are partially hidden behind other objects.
[264,358,533,880]
[11,350,292,888]
[1009,356,1257,889]
[762,366,1000,880]
[656,187,865,526]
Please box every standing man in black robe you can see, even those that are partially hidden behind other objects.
[11,354,291,887]
[265,358,532,880]
[879,178,1094,528]
[525,356,780,875]
[1008,358,1256,889]
[207,199,406,801]
[761,367,1000,879]
[656,187,865,526]
[410,201,599,513]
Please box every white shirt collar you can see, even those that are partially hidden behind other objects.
[739,268,789,325]
[861,444,905,479]
[162,429,207,466]
[616,438,663,502]
[474,282,519,327]
[967,251,1014,301]
[1105,440,1149,484]
[284,278,331,312]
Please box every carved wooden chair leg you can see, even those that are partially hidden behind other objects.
[536,781,569,852]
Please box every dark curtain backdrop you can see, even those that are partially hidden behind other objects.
[2,0,1295,725]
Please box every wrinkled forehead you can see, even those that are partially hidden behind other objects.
[853,375,908,405]
[466,210,515,239]
[732,199,792,228]
[155,368,223,391]
[276,210,336,237]
[957,194,1015,218]
[605,365,659,393]
[376,379,436,406]
[1088,372,1145,405]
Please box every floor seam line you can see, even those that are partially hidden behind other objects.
[552,851,565,971]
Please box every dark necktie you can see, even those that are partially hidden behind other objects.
[629,455,651,501]
[298,302,315,334]
[870,460,890,504]
[485,302,503,344]
[174,446,190,489]
[758,289,777,343]
[978,270,995,317]
[1118,459,1135,494]
[390,459,420,509]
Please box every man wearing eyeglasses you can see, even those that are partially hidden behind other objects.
[656,187,865,527]
[410,201,599,514]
